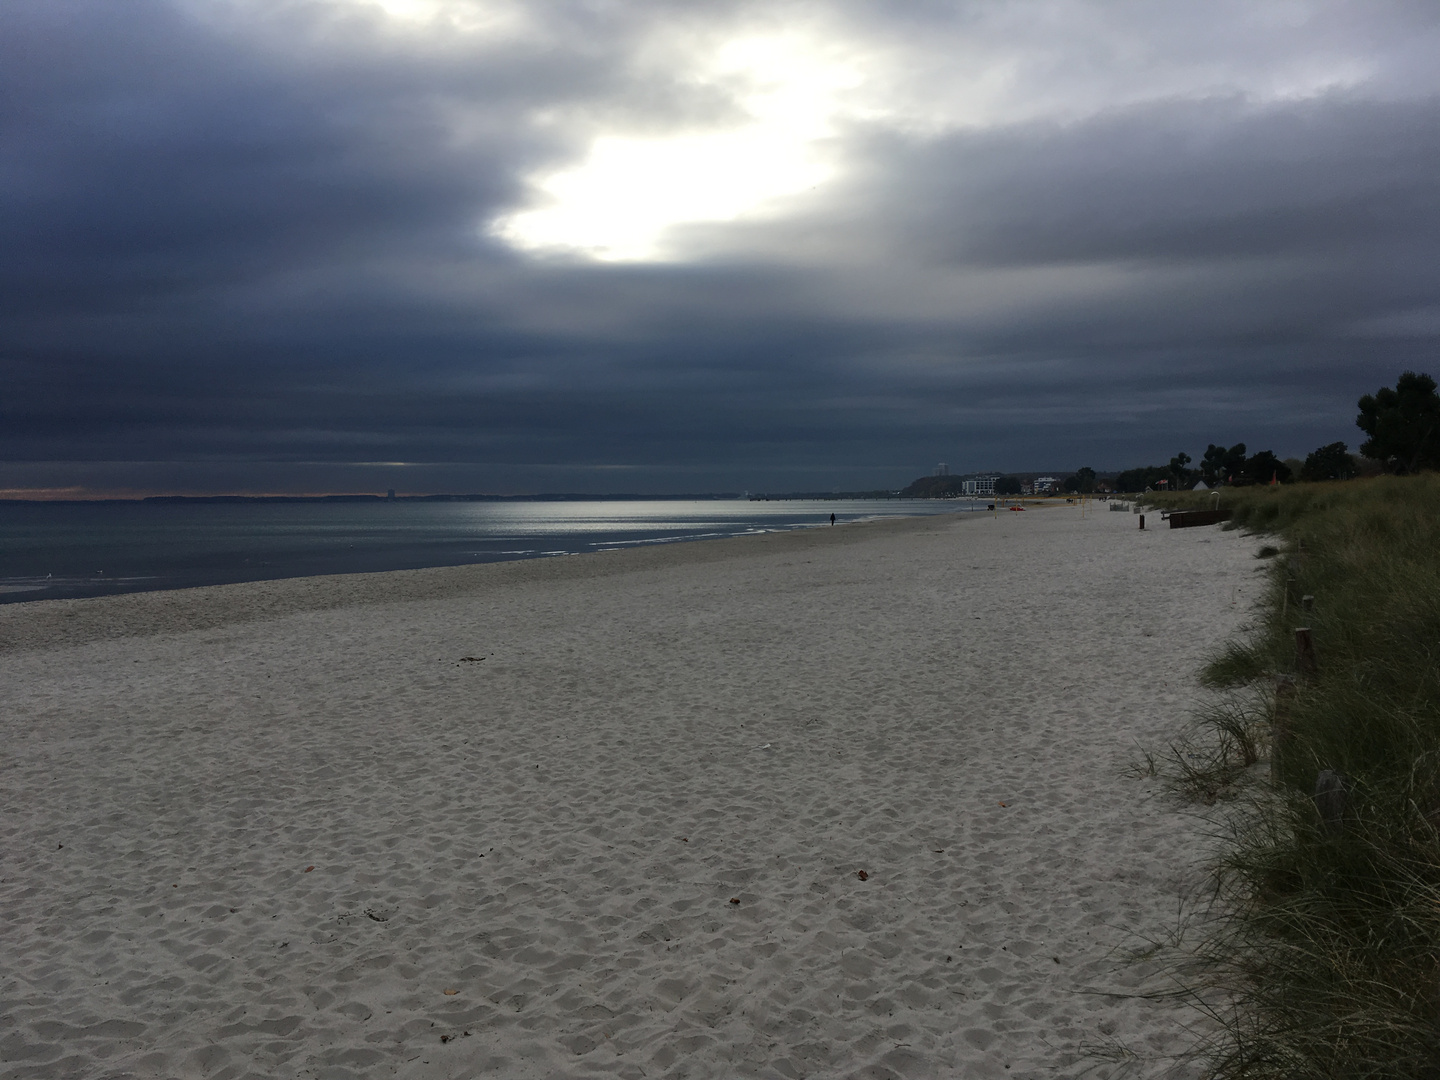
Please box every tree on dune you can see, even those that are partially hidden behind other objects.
[1356,371,1440,474]
[1063,467,1097,494]
[1169,451,1194,489]
[1239,450,1292,486]
[1300,442,1357,482]
[1201,442,1247,486]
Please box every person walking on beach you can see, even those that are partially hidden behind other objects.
[830,513,836,526]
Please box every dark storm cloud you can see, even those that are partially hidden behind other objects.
[3,0,1440,494]
[895,98,1440,269]
[2,0,537,316]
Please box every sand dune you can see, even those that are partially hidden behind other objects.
[0,506,1256,1078]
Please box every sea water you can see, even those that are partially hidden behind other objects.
[0,498,973,604]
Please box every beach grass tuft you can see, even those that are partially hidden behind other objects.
[1200,642,1272,690]
[1148,475,1440,1078]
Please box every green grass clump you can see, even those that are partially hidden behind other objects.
[1154,475,1440,1078]
[1200,642,1272,690]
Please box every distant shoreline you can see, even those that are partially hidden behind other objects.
[0,491,916,505]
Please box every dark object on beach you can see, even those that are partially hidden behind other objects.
[304,865,314,872]
[856,870,869,881]
[1314,770,1348,834]
[1139,514,1145,529]
[729,897,740,904]
[458,656,485,662]
[1168,509,1231,529]
[1295,627,1318,678]
[830,513,835,525]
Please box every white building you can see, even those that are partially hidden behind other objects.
[1033,476,1061,493]
[961,474,1000,496]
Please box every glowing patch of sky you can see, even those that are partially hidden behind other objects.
[491,33,863,262]
[201,1,1432,264]
[333,0,524,34]
[487,6,1396,263]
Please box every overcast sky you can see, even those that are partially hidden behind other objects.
[3,0,1438,496]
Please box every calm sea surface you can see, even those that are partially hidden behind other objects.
[0,499,972,604]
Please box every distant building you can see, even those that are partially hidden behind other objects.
[1034,476,1061,493]
[935,462,949,476]
[961,474,999,496]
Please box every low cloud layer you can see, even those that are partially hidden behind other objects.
[3,0,1438,494]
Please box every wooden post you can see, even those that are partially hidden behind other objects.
[1271,674,1296,781]
[1138,514,1145,530]
[1295,627,1317,678]
[1314,769,1347,835]
[1302,594,1314,612]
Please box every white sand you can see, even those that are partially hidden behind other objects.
[0,506,1257,1079]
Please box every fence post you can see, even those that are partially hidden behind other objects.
[1271,674,1296,781]
[1314,769,1347,835]
[1295,627,1318,679]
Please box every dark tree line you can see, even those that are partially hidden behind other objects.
[898,475,969,498]
[1110,372,1439,492]
[1115,446,1298,492]
[905,371,1437,499]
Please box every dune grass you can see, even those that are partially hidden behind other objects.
[1148,475,1440,1078]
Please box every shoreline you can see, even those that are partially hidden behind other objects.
[0,505,1254,1077]
[0,500,980,615]
[0,512,963,655]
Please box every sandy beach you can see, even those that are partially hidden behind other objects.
[0,505,1256,1079]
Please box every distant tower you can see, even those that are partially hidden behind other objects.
[935,462,949,476]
